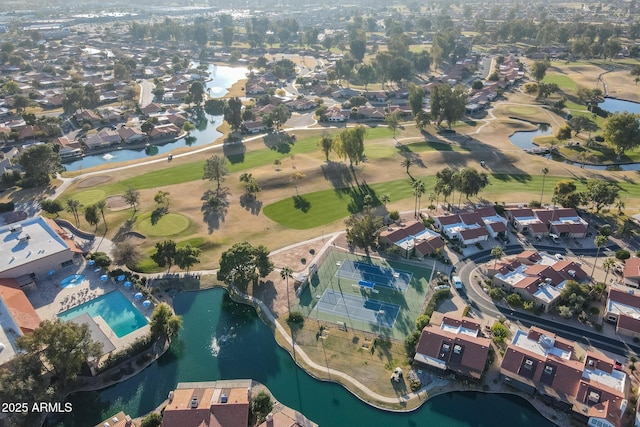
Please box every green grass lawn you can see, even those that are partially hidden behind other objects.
[136,212,191,237]
[542,74,578,91]
[263,174,576,229]
[72,189,107,206]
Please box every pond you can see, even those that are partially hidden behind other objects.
[508,123,552,150]
[600,97,640,114]
[63,65,247,172]
[47,288,556,427]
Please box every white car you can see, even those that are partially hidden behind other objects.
[554,254,564,260]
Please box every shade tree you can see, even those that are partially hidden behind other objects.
[217,242,274,288]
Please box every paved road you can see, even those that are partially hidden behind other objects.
[138,80,154,107]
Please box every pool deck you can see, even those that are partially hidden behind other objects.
[27,264,151,352]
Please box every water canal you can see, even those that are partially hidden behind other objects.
[63,65,247,172]
[48,288,555,427]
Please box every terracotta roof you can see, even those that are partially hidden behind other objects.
[486,221,507,233]
[475,206,499,217]
[0,278,41,333]
[530,222,549,233]
[534,208,579,223]
[506,208,534,218]
[435,214,460,225]
[623,258,640,280]
[616,314,640,333]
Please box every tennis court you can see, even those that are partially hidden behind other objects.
[316,289,400,329]
[335,259,413,292]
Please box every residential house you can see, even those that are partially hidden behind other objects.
[490,251,587,312]
[505,207,549,237]
[432,212,489,245]
[500,326,627,427]
[162,380,251,427]
[378,220,445,259]
[148,123,180,141]
[54,136,82,160]
[242,120,267,134]
[74,110,102,127]
[93,411,136,427]
[623,258,640,289]
[141,103,163,117]
[287,97,318,111]
[326,106,350,122]
[0,278,42,334]
[536,208,588,238]
[476,206,508,238]
[354,106,386,121]
[414,314,491,379]
[606,287,640,339]
[117,126,146,144]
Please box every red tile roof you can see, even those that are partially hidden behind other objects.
[624,258,640,280]
[0,278,41,333]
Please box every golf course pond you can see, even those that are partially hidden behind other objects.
[47,288,556,427]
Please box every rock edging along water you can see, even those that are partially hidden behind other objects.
[224,283,438,411]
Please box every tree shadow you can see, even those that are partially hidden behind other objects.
[239,193,263,215]
[112,219,133,242]
[200,188,230,233]
[263,131,296,151]
[223,141,246,164]
[293,195,311,213]
[184,135,197,146]
[397,144,426,168]
[343,181,380,213]
[150,206,168,225]
[321,161,353,193]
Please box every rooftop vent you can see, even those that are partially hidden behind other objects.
[18,234,30,243]
[190,397,198,408]
[568,270,576,277]
[221,394,228,403]
[112,417,118,423]
[9,225,22,233]
[539,334,555,349]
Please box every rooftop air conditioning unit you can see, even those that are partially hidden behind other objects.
[190,397,198,408]
[568,270,576,277]
[221,394,228,403]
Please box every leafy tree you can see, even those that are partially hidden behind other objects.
[434,167,455,204]
[334,126,366,167]
[349,29,367,62]
[491,322,509,343]
[175,244,201,273]
[456,167,490,202]
[559,280,590,314]
[188,81,205,106]
[385,111,400,138]
[567,116,598,136]
[356,64,376,90]
[91,252,112,268]
[223,97,243,131]
[16,319,102,389]
[380,193,391,207]
[217,242,274,288]
[141,120,155,135]
[552,180,582,208]
[149,302,183,342]
[408,84,426,118]
[344,210,383,253]
[430,84,467,128]
[203,155,229,191]
[112,241,144,269]
[536,82,559,100]
[18,144,61,187]
[222,26,235,47]
[13,94,29,114]
[84,204,100,230]
[140,413,163,427]
[154,190,170,209]
[530,59,550,81]
[123,186,140,213]
[602,112,640,158]
[415,314,431,330]
[489,288,505,300]
[585,180,619,213]
[556,125,572,141]
[40,199,64,217]
[269,104,290,131]
[151,240,177,273]
[320,133,333,161]
[252,390,273,424]
[616,249,631,261]
[204,99,225,115]
[506,293,523,308]
[65,199,82,226]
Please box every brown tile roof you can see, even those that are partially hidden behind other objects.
[434,214,461,225]
[534,208,579,223]
[616,314,640,333]
[162,386,249,427]
[379,221,427,243]
[486,221,507,233]
[414,236,445,256]
[623,258,640,280]
[530,222,549,233]
[475,206,499,217]
[458,227,488,240]
[608,287,640,309]
[0,278,41,333]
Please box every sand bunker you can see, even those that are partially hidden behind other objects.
[105,195,129,211]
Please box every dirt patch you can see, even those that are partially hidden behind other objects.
[106,195,129,211]
[270,240,326,272]
[77,175,112,188]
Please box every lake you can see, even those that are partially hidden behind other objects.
[600,97,640,114]
[63,65,247,172]
[48,288,556,427]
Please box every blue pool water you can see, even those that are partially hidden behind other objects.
[58,291,148,338]
[60,274,85,288]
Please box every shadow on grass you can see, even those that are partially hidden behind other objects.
[224,141,246,164]
[293,195,311,213]
[321,161,353,194]
[239,193,263,215]
[492,172,533,183]
[150,206,168,225]
[200,188,230,233]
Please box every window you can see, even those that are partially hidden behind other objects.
[61,260,73,267]
[544,365,553,374]
[524,359,534,369]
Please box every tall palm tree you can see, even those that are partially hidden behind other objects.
[591,235,608,281]
[95,199,107,231]
[602,257,615,287]
[65,199,81,227]
[380,193,391,207]
[400,158,413,175]
[491,246,505,277]
[239,172,253,195]
[280,266,293,318]
[540,167,549,204]
[411,179,425,217]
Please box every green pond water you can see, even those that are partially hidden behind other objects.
[49,288,556,427]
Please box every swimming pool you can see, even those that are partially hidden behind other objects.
[60,274,85,288]
[58,291,148,338]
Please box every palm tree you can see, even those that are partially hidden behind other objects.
[239,172,253,194]
[65,199,81,227]
[380,193,391,207]
[616,200,625,215]
[411,179,426,217]
[602,257,615,287]
[540,167,549,204]
[491,246,505,277]
[95,200,107,231]
[591,235,608,281]
[280,266,293,318]
[400,158,414,175]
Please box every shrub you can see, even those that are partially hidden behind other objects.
[528,200,542,208]
[90,252,112,268]
[300,257,307,264]
[405,330,421,357]
[506,293,523,308]
[491,323,509,343]
[388,210,400,221]
[489,288,505,300]
[287,311,304,324]
[462,305,471,317]
[589,306,600,315]
[140,413,162,427]
[616,249,631,260]
[415,314,430,330]
[309,248,315,255]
